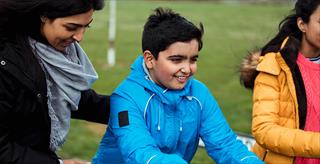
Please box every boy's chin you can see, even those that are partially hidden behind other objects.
[167,84,186,90]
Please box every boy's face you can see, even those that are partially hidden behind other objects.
[144,39,199,90]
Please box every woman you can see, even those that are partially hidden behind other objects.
[240,0,320,163]
[0,0,109,163]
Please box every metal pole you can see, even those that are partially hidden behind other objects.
[107,0,116,67]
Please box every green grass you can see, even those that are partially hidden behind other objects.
[58,1,290,163]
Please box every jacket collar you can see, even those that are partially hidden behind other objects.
[256,37,298,75]
[256,52,281,75]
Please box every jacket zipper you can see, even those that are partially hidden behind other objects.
[262,149,269,161]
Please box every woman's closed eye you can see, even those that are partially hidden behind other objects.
[64,24,91,32]
[64,25,78,32]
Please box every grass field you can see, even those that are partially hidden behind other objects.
[58,1,290,163]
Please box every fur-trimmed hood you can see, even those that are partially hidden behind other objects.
[239,51,261,89]
[239,37,296,90]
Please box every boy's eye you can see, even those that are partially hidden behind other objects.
[170,58,182,62]
[190,57,198,63]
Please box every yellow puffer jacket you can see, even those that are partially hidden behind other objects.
[247,38,320,163]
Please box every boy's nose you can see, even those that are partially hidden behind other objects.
[181,65,191,74]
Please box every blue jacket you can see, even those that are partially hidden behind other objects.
[93,56,262,164]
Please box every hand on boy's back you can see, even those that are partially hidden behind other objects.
[63,159,91,164]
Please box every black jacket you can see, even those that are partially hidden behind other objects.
[0,40,110,164]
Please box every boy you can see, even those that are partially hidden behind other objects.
[93,7,262,164]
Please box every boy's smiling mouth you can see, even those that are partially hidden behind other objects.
[175,75,190,83]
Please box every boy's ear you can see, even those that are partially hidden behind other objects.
[143,50,154,69]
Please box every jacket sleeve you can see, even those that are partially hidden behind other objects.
[200,88,263,164]
[252,72,320,157]
[0,72,60,164]
[108,93,187,164]
[71,89,110,124]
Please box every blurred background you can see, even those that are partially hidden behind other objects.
[58,0,293,163]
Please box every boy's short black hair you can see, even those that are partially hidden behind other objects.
[142,7,204,59]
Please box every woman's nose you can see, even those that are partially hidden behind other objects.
[72,28,85,42]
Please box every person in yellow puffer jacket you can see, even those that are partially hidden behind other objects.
[239,0,320,163]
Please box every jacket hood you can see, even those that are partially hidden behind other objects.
[239,51,261,89]
[127,55,193,105]
[239,37,294,90]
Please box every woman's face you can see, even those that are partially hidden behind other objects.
[40,9,93,52]
[298,5,320,57]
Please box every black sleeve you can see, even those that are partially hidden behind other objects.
[71,89,110,124]
[0,71,60,164]
[0,143,60,164]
